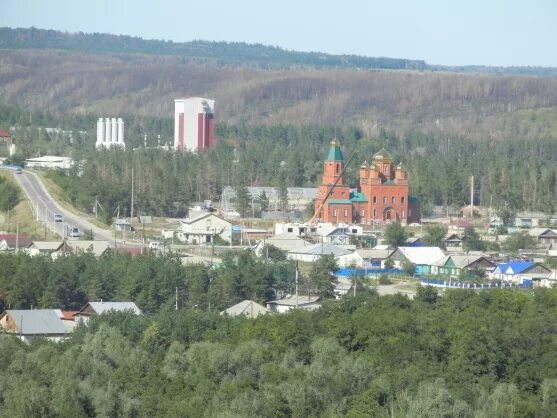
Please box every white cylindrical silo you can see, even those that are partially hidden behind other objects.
[111,118,117,143]
[97,118,105,144]
[117,118,124,144]
[105,118,111,143]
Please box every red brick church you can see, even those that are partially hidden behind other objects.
[314,140,419,225]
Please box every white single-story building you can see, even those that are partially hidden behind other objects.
[24,155,73,170]
[178,213,232,244]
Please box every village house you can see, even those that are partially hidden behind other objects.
[386,246,446,275]
[444,233,463,251]
[66,241,111,257]
[0,234,33,252]
[74,301,141,323]
[254,232,311,257]
[527,228,557,248]
[178,212,232,244]
[220,300,270,318]
[27,241,66,256]
[490,261,551,285]
[0,309,68,343]
[355,247,397,268]
[266,295,321,313]
[430,255,495,278]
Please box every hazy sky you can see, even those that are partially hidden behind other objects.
[2,0,557,67]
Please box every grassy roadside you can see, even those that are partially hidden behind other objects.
[0,172,58,239]
[34,170,110,230]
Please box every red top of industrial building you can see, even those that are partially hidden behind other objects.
[0,128,12,137]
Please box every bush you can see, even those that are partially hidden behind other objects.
[378,274,392,285]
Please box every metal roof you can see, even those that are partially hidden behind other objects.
[69,241,111,256]
[326,139,344,161]
[30,241,64,251]
[260,233,312,252]
[3,309,67,335]
[267,295,320,306]
[350,192,368,202]
[356,248,395,259]
[82,301,141,315]
[396,246,446,265]
[289,243,353,256]
[327,199,352,204]
[221,300,270,318]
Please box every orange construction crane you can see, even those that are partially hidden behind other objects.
[308,151,355,224]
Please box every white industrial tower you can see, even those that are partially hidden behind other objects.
[174,97,215,153]
[96,117,125,149]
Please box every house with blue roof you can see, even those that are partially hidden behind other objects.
[491,260,551,285]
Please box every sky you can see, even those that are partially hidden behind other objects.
[2,0,557,67]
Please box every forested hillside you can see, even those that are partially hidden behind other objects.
[2,42,557,140]
[1,251,557,416]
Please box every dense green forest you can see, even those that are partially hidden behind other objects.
[1,251,557,416]
[0,251,336,312]
[36,124,557,220]
[2,101,557,218]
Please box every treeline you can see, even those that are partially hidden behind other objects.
[0,27,426,71]
[1,278,557,416]
[3,27,557,77]
[0,251,341,313]
[37,122,557,220]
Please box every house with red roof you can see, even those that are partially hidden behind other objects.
[0,128,14,157]
[0,234,33,251]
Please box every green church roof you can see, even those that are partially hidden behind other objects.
[326,139,344,161]
[350,192,368,202]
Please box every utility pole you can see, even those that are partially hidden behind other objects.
[295,261,299,308]
[470,175,474,217]
[94,196,102,219]
[175,287,178,311]
[130,166,134,223]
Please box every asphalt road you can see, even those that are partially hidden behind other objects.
[10,168,116,242]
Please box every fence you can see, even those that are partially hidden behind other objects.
[336,268,403,278]
[420,278,531,289]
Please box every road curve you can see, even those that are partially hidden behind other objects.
[10,168,116,242]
